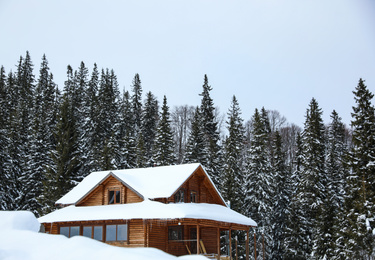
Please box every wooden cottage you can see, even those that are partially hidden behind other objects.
[39,163,257,259]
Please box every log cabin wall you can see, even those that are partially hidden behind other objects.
[128,219,145,247]
[76,175,143,207]
[167,168,225,206]
[201,227,218,254]
[148,222,167,251]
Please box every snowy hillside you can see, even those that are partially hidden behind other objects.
[0,211,208,260]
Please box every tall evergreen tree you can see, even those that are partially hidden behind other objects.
[244,108,274,260]
[297,98,326,258]
[271,130,290,260]
[131,73,143,134]
[324,110,348,259]
[222,96,245,212]
[184,106,207,164]
[344,78,375,258]
[283,132,305,259]
[118,90,137,169]
[27,54,58,215]
[42,94,79,213]
[142,91,159,163]
[199,74,222,187]
[81,63,100,173]
[153,96,175,166]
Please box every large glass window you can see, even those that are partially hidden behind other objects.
[117,224,128,241]
[94,226,103,241]
[106,225,117,241]
[83,226,92,238]
[60,226,69,237]
[168,226,183,241]
[60,226,80,238]
[109,189,121,204]
[106,224,128,242]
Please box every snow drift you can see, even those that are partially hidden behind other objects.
[0,211,208,260]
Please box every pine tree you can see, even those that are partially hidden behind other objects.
[324,110,349,259]
[131,73,143,134]
[119,90,137,169]
[344,78,375,258]
[199,74,222,187]
[14,51,36,210]
[222,96,245,212]
[153,96,175,166]
[142,91,159,163]
[42,94,79,213]
[184,106,207,164]
[97,69,120,169]
[297,98,326,258]
[271,130,290,260]
[81,63,100,173]
[283,132,305,260]
[27,54,58,215]
[244,108,274,260]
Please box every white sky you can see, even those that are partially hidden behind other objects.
[1,0,374,126]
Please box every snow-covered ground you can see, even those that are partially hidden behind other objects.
[0,211,208,260]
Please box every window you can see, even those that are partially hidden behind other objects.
[108,189,121,204]
[190,191,197,203]
[83,226,103,241]
[94,226,103,241]
[106,224,128,241]
[174,189,185,203]
[60,226,80,238]
[168,226,183,241]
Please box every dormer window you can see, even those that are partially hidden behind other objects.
[190,191,197,203]
[108,188,121,204]
[174,189,185,203]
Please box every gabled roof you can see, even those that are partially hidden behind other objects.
[39,200,257,227]
[56,163,226,206]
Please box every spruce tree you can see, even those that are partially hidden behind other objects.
[142,91,159,164]
[244,108,274,260]
[153,96,175,166]
[344,78,375,258]
[325,110,348,259]
[199,74,222,187]
[298,98,326,258]
[271,131,290,260]
[42,94,79,213]
[119,90,137,169]
[184,106,207,164]
[131,73,143,134]
[222,96,245,212]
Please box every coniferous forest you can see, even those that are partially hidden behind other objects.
[1,52,375,259]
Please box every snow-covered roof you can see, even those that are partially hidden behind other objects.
[56,163,225,206]
[39,200,257,227]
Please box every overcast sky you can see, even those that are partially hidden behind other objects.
[1,0,374,126]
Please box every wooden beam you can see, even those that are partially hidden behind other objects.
[197,224,200,255]
[217,227,220,260]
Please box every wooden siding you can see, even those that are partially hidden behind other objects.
[168,167,225,206]
[77,175,143,207]
[148,222,167,251]
[128,219,145,246]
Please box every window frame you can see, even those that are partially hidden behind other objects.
[168,225,183,241]
[106,224,128,242]
[190,191,197,203]
[108,187,121,204]
[174,189,185,203]
[59,226,80,238]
